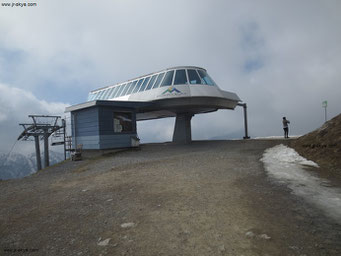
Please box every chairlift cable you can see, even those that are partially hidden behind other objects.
[0,140,18,170]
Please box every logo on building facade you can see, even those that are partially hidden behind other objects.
[157,86,186,98]
[161,86,182,95]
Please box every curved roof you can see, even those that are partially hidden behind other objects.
[88,66,222,101]
[90,66,207,93]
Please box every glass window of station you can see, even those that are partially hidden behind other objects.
[102,88,111,99]
[116,84,124,97]
[160,70,174,87]
[88,68,217,101]
[146,75,157,90]
[139,76,150,92]
[122,82,132,96]
[113,112,133,133]
[126,81,137,95]
[133,79,144,93]
[174,69,188,85]
[197,69,216,86]
[187,69,202,84]
[153,72,165,89]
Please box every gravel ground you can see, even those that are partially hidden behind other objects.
[0,140,340,256]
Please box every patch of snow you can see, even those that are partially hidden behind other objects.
[262,144,318,168]
[245,231,255,238]
[245,231,271,240]
[261,144,341,224]
[121,222,136,228]
[254,135,301,140]
[259,234,271,240]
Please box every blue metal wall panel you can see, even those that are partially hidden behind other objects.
[71,105,137,150]
[99,134,134,149]
[74,107,100,138]
[74,135,101,149]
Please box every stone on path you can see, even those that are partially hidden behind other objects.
[97,238,111,246]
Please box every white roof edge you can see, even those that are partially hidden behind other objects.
[65,100,97,112]
[90,66,207,93]
[220,90,242,102]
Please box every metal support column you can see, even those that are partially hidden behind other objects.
[44,129,49,167]
[18,115,64,170]
[72,112,77,148]
[238,103,250,139]
[34,135,42,171]
[62,119,66,160]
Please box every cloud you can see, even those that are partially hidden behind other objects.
[0,83,69,153]
[0,0,341,148]
[137,118,175,143]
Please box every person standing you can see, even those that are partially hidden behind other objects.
[282,117,290,138]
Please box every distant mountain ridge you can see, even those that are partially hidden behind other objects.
[209,130,245,140]
[0,151,64,180]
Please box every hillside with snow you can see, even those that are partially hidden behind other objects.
[291,113,341,176]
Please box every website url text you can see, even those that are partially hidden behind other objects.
[1,2,37,7]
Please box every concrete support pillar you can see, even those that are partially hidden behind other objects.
[172,113,193,144]
[44,130,49,168]
[34,135,42,171]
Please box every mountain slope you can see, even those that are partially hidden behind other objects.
[0,151,64,180]
[291,113,341,174]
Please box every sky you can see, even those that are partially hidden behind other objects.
[0,0,340,154]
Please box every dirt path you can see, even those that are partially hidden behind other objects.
[0,140,340,255]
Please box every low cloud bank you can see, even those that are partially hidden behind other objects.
[0,83,70,153]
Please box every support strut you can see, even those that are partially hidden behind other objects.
[44,129,49,167]
[238,103,250,139]
[34,135,42,171]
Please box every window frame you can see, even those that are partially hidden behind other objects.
[113,111,134,133]
[187,69,202,85]
[160,70,175,87]
[97,90,106,99]
[102,88,112,99]
[93,92,99,100]
[120,82,130,97]
[145,74,157,90]
[113,85,122,98]
[139,76,151,92]
[126,80,138,95]
[116,83,126,97]
[197,69,216,86]
[109,86,118,98]
[174,69,188,85]
[133,78,144,94]
[88,93,95,101]
[152,72,166,89]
